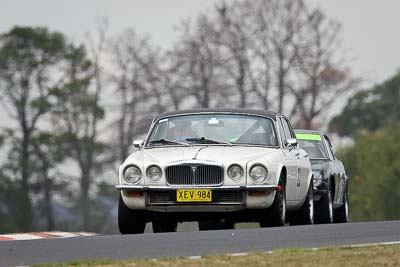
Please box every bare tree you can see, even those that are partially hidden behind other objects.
[211,2,254,108]
[170,15,227,108]
[50,41,107,230]
[169,0,310,112]
[290,9,358,128]
[253,0,309,113]
[110,29,165,162]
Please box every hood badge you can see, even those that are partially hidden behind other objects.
[191,166,197,172]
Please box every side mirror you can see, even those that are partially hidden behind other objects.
[133,139,144,148]
[285,138,298,149]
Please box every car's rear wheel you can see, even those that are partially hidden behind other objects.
[288,180,314,225]
[198,219,234,231]
[118,194,146,234]
[259,176,286,227]
[315,180,333,224]
[152,220,178,233]
[334,189,349,223]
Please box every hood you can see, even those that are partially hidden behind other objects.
[126,145,281,166]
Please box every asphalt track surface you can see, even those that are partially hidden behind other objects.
[1,220,400,266]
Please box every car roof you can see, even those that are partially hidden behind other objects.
[155,108,280,121]
[294,129,325,135]
[294,129,332,143]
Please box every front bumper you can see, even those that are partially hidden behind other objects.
[116,185,277,212]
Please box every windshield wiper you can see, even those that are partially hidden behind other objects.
[186,137,232,146]
[148,139,189,146]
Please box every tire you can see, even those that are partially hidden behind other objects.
[198,219,234,231]
[288,180,314,225]
[152,220,178,233]
[118,194,146,234]
[314,180,334,224]
[334,189,349,223]
[259,176,286,227]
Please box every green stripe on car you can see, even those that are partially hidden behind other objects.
[295,133,322,141]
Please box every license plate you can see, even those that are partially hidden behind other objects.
[176,189,212,202]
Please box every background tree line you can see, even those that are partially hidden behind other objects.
[0,0,390,234]
[331,71,400,222]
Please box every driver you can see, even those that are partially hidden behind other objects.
[171,121,198,142]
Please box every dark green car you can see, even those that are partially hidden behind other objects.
[295,130,349,224]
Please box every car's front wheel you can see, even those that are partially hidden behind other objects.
[288,180,315,225]
[334,189,349,223]
[315,180,334,224]
[118,194,146,234]
[259,176,286,227]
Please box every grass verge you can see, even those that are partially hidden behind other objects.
[34,244,400,267]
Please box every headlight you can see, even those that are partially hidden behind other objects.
[227,165,244,181]
[249,165,268,184]
[123,165,142,184]
[146,165,162,182]
[313,170,323,187]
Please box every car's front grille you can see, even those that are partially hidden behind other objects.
[148,190,243,204]
[165,164,223,186]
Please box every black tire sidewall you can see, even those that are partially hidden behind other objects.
[118,194,146,234]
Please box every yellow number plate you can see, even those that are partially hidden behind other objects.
[176,189,212,202]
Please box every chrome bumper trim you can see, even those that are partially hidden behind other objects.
[115,185,277,191]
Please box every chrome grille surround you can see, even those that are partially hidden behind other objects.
[165,160,224,186]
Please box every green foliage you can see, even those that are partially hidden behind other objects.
[0,174,27,233]
[0,26,66,67]
[338,123,400,221]
[331,72,400,136]
[334,71,400,222]
[0,26,73,231]
[0,26,108,232]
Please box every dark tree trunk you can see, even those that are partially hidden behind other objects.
[43,173,55,231]
[19,131,33,231]
[81,167,91,231]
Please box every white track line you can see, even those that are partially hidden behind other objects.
[1,234,43,240]
[188,256,202,259]
[228,252,249,257]
[0,232,98,241]
[345,241,400,248]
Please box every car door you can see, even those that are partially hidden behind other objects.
[277,117,300,201]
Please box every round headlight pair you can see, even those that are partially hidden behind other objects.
[227,165,244,181]
[249,165,269,184]
[123,165,162,183]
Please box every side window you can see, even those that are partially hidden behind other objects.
[324,135,335,159]
[281,117,295,139]
[277,118,287,146]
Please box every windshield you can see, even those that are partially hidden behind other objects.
[296,133,329,159]
[146,114,278,147]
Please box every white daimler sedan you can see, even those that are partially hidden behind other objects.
[116,108,314,234]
